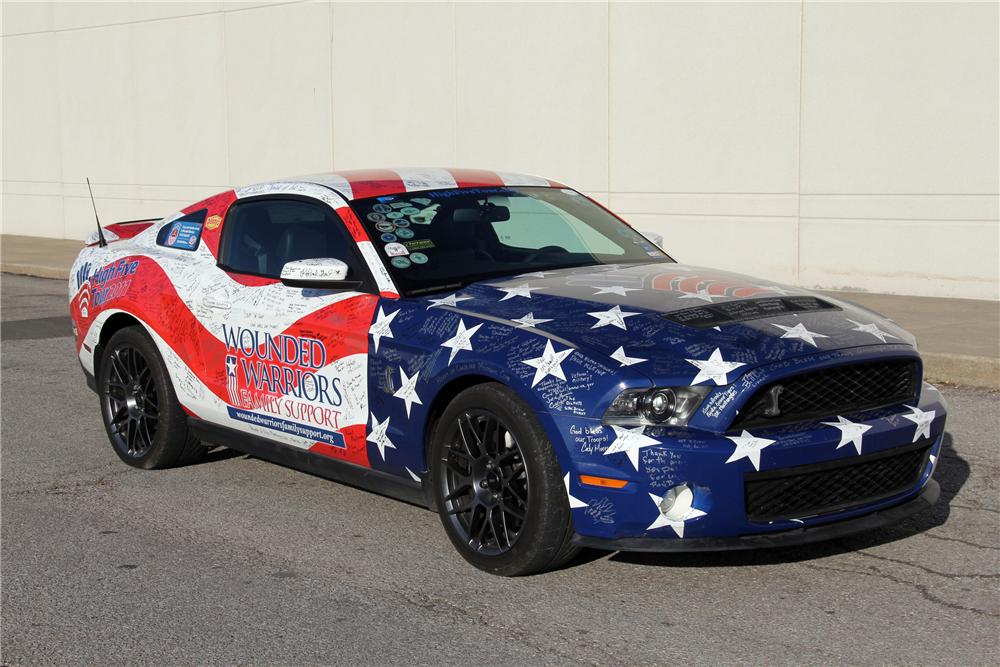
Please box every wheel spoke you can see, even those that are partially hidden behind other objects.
[500,502,525,521]
[443,483,472,503]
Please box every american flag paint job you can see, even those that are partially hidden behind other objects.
[69,168,946,547]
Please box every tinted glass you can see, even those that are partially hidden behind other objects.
[219,199,364,280]
[352,186,671,295]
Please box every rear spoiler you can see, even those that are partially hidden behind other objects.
[84,218,161,246]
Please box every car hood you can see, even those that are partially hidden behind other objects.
[421,262,916,384]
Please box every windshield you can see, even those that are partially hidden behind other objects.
[352,186,672,295]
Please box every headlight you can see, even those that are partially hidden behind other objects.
[602,386,710,426]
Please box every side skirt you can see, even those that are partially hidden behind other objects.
[188,418,432,510]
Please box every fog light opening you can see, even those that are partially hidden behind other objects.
[658,483,694,521]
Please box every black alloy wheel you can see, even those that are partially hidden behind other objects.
[431,383,579,576]
[97,326,204,469]
[102,343,159,458]
[440,409,530,556]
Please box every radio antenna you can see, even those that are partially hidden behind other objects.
[86,177,107,247]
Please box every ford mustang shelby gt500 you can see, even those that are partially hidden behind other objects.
[69,168,945,575]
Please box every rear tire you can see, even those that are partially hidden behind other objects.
[97,326,205,469]
[430,383,579,576]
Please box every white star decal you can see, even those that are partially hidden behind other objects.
[725,430,776,471]
[564,473,588,509]
[440,318,483,365]
[686,348,746,385]
[610,346,647,367]
[225,356,237,376]
[646,492,706,538]
[678,288,720,302]
[846,318,897,343]
[902,405,936,442]
[588,304,641,330]
[368,306,398,353]
[821,415,872,455]
[392,366,423,417]
[495,283,544,301]
[512,312,552,329]
[521,340,574,388]
[604,425,660,471]
[367,412,396,460]
[426,293,473,309]
[772,322,829,347]
[591,285,641,297]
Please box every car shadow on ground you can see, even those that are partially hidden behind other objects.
[563,432,969,571]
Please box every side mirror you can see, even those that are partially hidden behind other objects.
[640,230,664,249]
[280,258,358,289]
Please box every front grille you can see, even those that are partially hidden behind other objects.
[732,359,919,429]
[744,440,932,522]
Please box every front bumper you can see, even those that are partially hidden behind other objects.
[546,380,947,545]
[572,478,939,552]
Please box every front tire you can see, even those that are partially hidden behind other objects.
[430,383,579,576]
[97,326,204,469]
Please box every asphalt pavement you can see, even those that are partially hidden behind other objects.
[2,274,998,665]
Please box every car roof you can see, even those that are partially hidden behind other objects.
[255,168,565,202]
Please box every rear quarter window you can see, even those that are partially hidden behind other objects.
[157,209,207,251]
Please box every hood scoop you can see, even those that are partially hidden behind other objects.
[662,296,841,329]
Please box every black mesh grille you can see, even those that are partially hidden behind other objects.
[732,359,919,429]
[744,440,932,522]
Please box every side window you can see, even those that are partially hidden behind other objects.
[157,209,206,251]
[218,199,366,281]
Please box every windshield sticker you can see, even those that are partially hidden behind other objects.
[410,215,431,224]
[404,239,435,251]
[205,214,223,230]
[386,211,404,219]
[395,228,415,239]
[380,233,397,243]
[390,201,411,209]
[375,221,395,233]
[384,242,410,257]
[367,212,387,223]
[409,252,429,265]
[390,257,412,269]
[400,207,419,216]
[372,203,392,214]
[394,219,410,228]
[412,197,431,205]
[424,187,518,200]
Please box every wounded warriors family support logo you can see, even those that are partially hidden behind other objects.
[221,325,348,448]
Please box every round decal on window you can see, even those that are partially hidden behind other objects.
[400,207,420,216]
[386,211,403,220]
[367,212,387,223]
[395,228,414,239]
[409,252,428,264]
[375,221,395,233]
[372,203,392,214]
[394,219,410,228]
[380,233,397,243]
[390,257,412,269]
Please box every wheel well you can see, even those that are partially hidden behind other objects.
[93,312,143,377]
[422,374,496,469]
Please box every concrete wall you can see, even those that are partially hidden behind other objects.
[2,1,997,299]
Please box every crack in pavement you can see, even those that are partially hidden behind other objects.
[921,532,1000,550]
[802,562,998,619]
[854,550,1000,579]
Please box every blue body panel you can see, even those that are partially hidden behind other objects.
[363,261,946,543]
